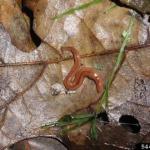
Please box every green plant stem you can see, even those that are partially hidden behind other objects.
[52,0,103,20]
[61,117,93,134]
[90,117,97,140]
[96,14,135,113]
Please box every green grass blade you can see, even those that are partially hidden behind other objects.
[52,0,103,20]
[96,14,135,113]
[41,114,94,128]
[90,118,98,140]
[61,117,92,134]
[72,113,94,119]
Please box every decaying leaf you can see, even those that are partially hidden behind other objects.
[119,0,150,14]
[0,0,150,149]
[0,0,37,52]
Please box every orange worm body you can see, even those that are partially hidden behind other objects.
[61,47,103,93]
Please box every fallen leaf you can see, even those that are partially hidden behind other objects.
[0,0,150,149]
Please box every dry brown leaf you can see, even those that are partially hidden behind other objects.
[0,0,150,149]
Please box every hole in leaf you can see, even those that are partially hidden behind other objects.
[119,115,141,133]
[22,3,41,47]
[96,111,109,125]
